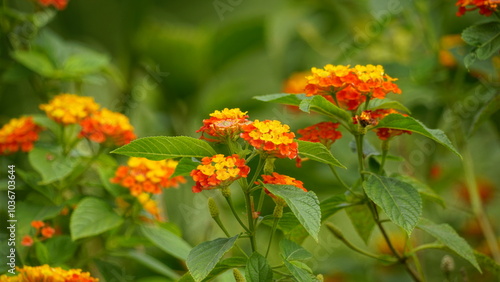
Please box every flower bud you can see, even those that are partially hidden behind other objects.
[441,255,455,274]
[208,197,219,218]
[232,268,245,282]
[273,203,284,219]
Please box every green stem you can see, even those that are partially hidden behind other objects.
[223,195,251,233]
[265,216,279,258]
[329,164,355,194]
[406,242,444,256]
[244,191,257,252]
[213,216,231,237]
[379,140,389,175]
[355,134,366,181]
[463,144,500,263]
[254,188,266,227]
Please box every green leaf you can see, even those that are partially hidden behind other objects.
[28,147,79,185]
[11,50,55,77]
[172,157,200,177]
[320,194,352,221]
[374,114,461,158]
[297,140,345,168]
[254,93,351,122]
[418,218,480,272]
[121,250,181,279]
[245,253,273,282]
[35,242,50,264]
[363,175,422,235]
[391,174,445,208]
[179,257,247,282]
[475,251,500,277]
[111,136,216,160]
[346,205,375,244]
[367,99,411,114]
[283,260,315,282]
[70,197,124,240]
[462,21,500,60]
[140,224,192,260]
[43,236,77,264]
[469,94,500,136]
[263,184,321,241]
[261,213,309,244]
[298,95,351,122]
[186,235,239,282]
[280,239,312,261]
[62,52,110,77]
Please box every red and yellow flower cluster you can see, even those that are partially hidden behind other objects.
[0,116,42,155]
[41,94,136,146]
[38,0,68,10]
[21,220,57,247]
[111,157,185,196]
[240,120,298,159]
[355,109,412,140]
[304,64,401,111]
[260,172,307,199]
[297,122,342,147]
[79,109,136,146]
[190,154,250,193]
[112,157,185,220]
[0,265,98,282]
[197,108,250,142]
[456,0,499,16]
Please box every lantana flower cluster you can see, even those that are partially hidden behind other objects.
[0,116,42,155]
[41,93,136,146]
[354,109,412,140]
[304,64,401,111]
[456,0,499,16]
[240,120,298,159]
[190,154,250,193]
[111,157,186,219]
[0,265,98,282]
[21,220,57,247]
[197,108,250,142]
[38,0,68,10]
[297,122,342,147]
[260,172,307,200]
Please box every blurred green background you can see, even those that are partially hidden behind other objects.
[1,0,500,281]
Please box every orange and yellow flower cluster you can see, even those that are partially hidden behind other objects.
[260,172,306,199]
[297,122,342,147]
[38,0,68,10]
[41,94,136,146]
[79,108,136,146]
[21,220,57,247]
[197,108,250,142]
[190,154,250,193]
[137,193,161,220]
[0,265,98,282]
[0,117,42,155]
[111,157,185,196]
[456,0,499,16]
[240,120,298,159]
[304,64,401,111]
[40,94,99,125]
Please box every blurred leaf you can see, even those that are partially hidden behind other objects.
[172,157,200,177]
[32,115,62,138]
[186,235,238,282]
[263,184,321,241]
[35,242,50,264]
[469,94,500,136]
[16,169,58,203]
[368,99,411,114]
[297,140,345,168]
[43,236,78,265]
[346,205,375,245]
[121,250,180,279]
[280,239,312,261]
[363,175,422,235]
[61,52,110,78]
[391,174,445,208]
[179,257,247,282]
[111,136,216,160]
[283,260,315,282]
[462,21,500,60]
[418,218,480,272]
[11,50,55,77]
[245,252,273,282]
[374,114,461,158]
[320,194,352,221]
[298,95,351,123]
[95,165,124,197]
[28,147,79,185]
[140,224,192,261]
[32,9,56,28]
[474,251,500,277]
[70,197,123,240]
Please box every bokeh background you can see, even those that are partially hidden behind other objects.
[1,0,500,281]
